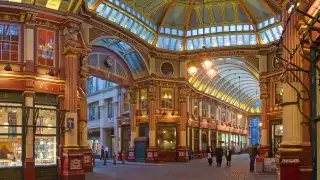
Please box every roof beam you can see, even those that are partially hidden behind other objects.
[153,0,176,46]
[261,0,279,18]
[89,0,104,10]
[142,0,155,8]
[182,0,196,50]
[145,0,168,17]
[239,1,262,44]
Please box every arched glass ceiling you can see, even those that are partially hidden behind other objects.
[84,0,283,51]
[92,38,146,74]
[188,57,260,112]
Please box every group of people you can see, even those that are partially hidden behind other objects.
[207,144,260,172]
[207,146,232,167]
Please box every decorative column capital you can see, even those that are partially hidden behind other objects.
[147,81,157,102]
[179,85,190,103]
[128,86,137,104]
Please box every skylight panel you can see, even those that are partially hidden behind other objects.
[157,36,163,48]
[224,36,230,46]
[259,32,269,44]
[108,9,119,21]
[277,25,283,33]
[163,37,170,49]
[136,24,143,35]
[140,28,147,39]
[153,25,157,31]
[211,36,218,47]
[192,29,198,36]
[148,33,155,44]
[187,39,193,50]
[230,25,236,32]
[217,26,223,32]
[96,3,105,14]
[204,28,210,34]
[230,35,236,46]
[250,34,257,45]
[237,35,243,45]
[127,6,131,13]
[250,25,254,31]
[187,30,191,37]
[108,0,113,2]
[124,54,136,73]
[119,41,131,50]
[172,28,177,35]
[264,20,269,27]
[176,39,182,51]
[137,13,141,20]
[243,34,249,45]
[170,38,177,51]
[271,27,280,40]
[243,25,249,31]
[236,25,243,31]
[211,27,216,33]
[160,27,164,33]
[130,22,139,33]
[198,28,204,35]
[126,18,134,30]
[142,16,145,22]
[205,37,211,48]
[115,13,124,24]
[121,3,126,9]
[165,27,171,34]
[217,36,223,46]
[193,39,199,49]
[199,38,204,48]
[223,26,229,32]
[102,6,112,18]
[258,23,263,29]
[265,29,274,42]
[145,31,151,40]
[115,0,120,6]
[132,10,136,16]
[178,30,184,36]
[269,17,275,24]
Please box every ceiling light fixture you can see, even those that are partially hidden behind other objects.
[187,66,198,76]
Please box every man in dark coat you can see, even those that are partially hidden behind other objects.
[249,144,260,171]
[226,148,232,167]
[215,145,223,167]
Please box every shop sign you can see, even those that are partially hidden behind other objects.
[67,118,74,129]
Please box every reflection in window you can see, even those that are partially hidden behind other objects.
[161,88,173,109]
[275,83,283,105]
[123,92,130,113]
[140,89,148,110]
[192,99,198,117]
[89,102,99,121]
[37,29,54,66]
[202,101,207,118]
[157,127,176,152]
[35,137,56,165]
[107,99,113,118]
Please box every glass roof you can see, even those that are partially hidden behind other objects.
[92,38,146,73]
[85,0,282,51]
[188,57,260,112]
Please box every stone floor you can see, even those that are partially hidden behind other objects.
[86,154,276,180]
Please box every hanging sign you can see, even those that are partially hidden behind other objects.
[67,117,74,129]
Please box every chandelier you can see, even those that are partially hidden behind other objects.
[187,0,217,79]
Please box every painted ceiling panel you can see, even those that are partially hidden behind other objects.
[237,4,249,22]
[199,6,211,25]
[212,6,222,23]
[135,0,149,6]
[150,4,167,23]
[224,4,234,22]
[164,6,186,27]
[245,0,271,20]
[144,0,163,13]
[189,10,199,28]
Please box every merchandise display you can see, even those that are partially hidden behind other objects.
[35,137,56,165]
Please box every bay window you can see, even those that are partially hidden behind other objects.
[37,29,55,66]
[161,88,173,109]
[140,88,147,110]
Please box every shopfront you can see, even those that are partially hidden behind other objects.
[156,124,177,161]
[121,125,130,157]
[218,131,229,150]
[270,119,283,157]
[88,130,100,157]
[0,91,59,179]
[201,129,208,152]
[211,130,217,152]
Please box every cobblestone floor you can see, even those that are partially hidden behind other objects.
[86,154,276,180]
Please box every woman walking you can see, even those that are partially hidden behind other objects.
[207,146,213,166]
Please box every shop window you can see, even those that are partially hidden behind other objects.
[87,77,94,95]
[157,127,176,152]
[275,83,283,105]
[161,88,173,109]
[107,99,113,118]
[140,88,147,110]
[37,29,55,66]
[34,106,57,165]
[0,24,19,62]
[0,103,23,167]
[123,92,130,113]
[89,102,99,121]
[201,131,208,150]
[210,104,215,119]
[202,101,207,118]
[192,99,198,117]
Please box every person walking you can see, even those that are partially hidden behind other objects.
[215,145,223,167]
[225,148,232,167]
[249,144,260,171]
[207,146,213,166]
[103,146,109,165]
[100,146,104,160]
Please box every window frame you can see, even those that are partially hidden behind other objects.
[36,27,56,68]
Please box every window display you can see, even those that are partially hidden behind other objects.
[192,99,198,116]
[201,130,208,151]
[161,88,173,109]
[202,101,207,118]
[0,136,22,167]
[157,127,176,152]
[275,83,283,105]
[140,88,147,110]
[35,137,56,165]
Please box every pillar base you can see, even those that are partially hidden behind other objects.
[81,148,93,172]
[59,149,85,180]
[177,147,188,162]
[276,144,304,180]
[145,147,159,163]
[24,158,35,180]
[258,145,270,157]
[127,147,135,162]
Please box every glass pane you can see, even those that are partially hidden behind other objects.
[230,35,236,46]
[157,127,176,152]
[157,36,163,48]
[163,37,170,49]
[198,28,203,35]
[237,34,243,45]
[169,38,176,50]
[120,16,129,27]
[224,35,230,46]
[187,39,193,50]
[192,29,197,36]
[260,32,269,44]
[102,6,112,18]
[161,88,173,109]
[211,36,218,47]
[38,29,54,66]
[223,25,229,32]
[243,25,249,31]
[217,26,223,32]
[269,17,275,24]
[140,89,148,110]
[176,39,182,51]
[243,34,250,45]
[35,107,56,135]
[277,25,284,34]
[250,25,254,31]
[258,23,263,29]
[178,30,184,36]
[115,12,124,24]
[165,27,170,34]
[250,34,257,45]
[108,9,119,21]
[171,28,177,35]
[236,25,243,31]
[230,25,236,31]
[96,3,105,13]
[217,36,223,47]
[271,27,280,40]
[35,136,56,165]
[148,33,155,44]
[160,27,164,33]
[144,30,151,40]
[193,39,199,49]
[187,30,191,37]
[130,22,139,32]
[265,29,275,42]
[0,136,22,167]
[140,28,147,39]
[204,27,210,34]
[205,37,211,48]
[211,26,216,33]
[136,24,143,35]
[125,19,134,30]
[264,20,269,27]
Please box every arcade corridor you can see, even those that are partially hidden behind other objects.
[86,154,275,180]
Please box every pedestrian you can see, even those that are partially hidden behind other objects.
[207,146,213,166]
[225,148,232,167]
[249,144,260,171]
[103,146,109,165]
[100,145,104,160]
[215,145,223,167]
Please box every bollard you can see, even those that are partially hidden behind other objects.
[113,153,116,165]
[122,151,125,164]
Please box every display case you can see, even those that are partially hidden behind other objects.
[35,137,56,165]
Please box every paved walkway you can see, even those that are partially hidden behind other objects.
[86,154,276,180]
